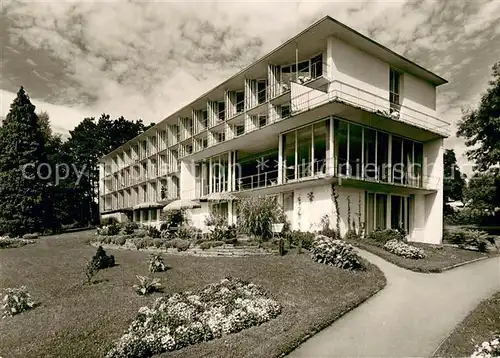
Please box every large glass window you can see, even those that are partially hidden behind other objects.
[377,131,389,182]
[375,193,387,230]
[390,69,401,111]
[364,128,377,180]
[392,136,403,184]
[313,121,328,174]
[311,54,323,78]
[335,119,349,176]
[297,126,312,178]
[257,80,267,104]
[283,131,296,182]
[349,124,363,178]
[366,192,375,234]
[413,142,423,187]
[403,139,413,185]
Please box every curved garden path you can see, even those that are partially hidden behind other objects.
[288,249,500,358]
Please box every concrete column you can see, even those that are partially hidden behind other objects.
[278,134,283,184]
[329,116,335,176]
[227,151,232,192]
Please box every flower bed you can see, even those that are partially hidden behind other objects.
[310,235,363,270]
[106,277,282,357]
[0,237,36,249]
[383,239,426,259]
[471,336,500,357]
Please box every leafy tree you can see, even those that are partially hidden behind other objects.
[66,114,149,224]
[457,62,500,171]
[443,149,466,215]
[0,87,50,235]
[465,169,500,216]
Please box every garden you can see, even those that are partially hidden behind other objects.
[433,291,500,358]
[0,196,387,358]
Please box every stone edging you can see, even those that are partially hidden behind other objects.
[89,241,272,257]
[439,256,491,272]
[277,281,387,358]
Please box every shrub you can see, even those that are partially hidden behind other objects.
[207,224,237,244]
[317,215,341,240]
[1,286,35,317]
[310,235,363,270]
[133,275,162,296]
[237,196,285,240]
[176,226,201,241]
[133,229,148,238]
[84,259,100,284]
[0,237,35,249]
[113,236,127,246]
[91,246,115,269]
[287,231,316,250]
[366,229,404,246]
[98,223,121,236]
[101,217,119,226]
[471,334,500,357]
[123,222,139,235]
[444,228,491,253]
[22,233,39,240]
[199,240,225,250]
[278,238,285,256]
[148,254,167,273]
[160,209,185,231]
[153,239,163,248]
[171,238,190,252]
[147,226,161,239]
[383,239,426,259]
[344,229,361,241]
[107,277,281,357]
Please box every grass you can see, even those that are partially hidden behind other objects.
[433,291,500,357]
[348,238,498,273]
[0,230,386,358]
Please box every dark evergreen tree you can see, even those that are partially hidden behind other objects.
[0,87,50,235]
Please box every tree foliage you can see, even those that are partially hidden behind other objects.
[443,149,466,214]
[457,62,500,171]
[0,87,50,235]
[465,169,500,215]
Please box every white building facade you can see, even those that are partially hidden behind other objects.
[98,16,449,244]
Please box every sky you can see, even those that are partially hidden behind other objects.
[1,0,500,175]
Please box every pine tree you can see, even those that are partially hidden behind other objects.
[0,87,49,235]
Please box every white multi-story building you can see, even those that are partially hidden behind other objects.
[99,16,449,244]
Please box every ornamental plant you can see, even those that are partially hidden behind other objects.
[471,334,500,358]
[133,275,162,296]
[148,254,167,273]
[107,278,281,357]
[310,235,363,270]
[383,239,426,259]
[2,286,35,317]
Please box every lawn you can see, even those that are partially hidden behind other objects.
[348,238,497,273]
[0,230,386,358]
[433,291,500,357]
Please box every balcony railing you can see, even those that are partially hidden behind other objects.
[291,79,450,137]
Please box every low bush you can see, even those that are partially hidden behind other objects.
[107,277,282,357]
[147,226,161,239]
[98,223,121,236]
[22,233,39,240]
[113,236,127,246]
[383,239,426,259]
[133,229,148,238]
[207,224,237,244]
[310,235,363,270]
[471,334,500,357]
[171,238,190,252]
[444,228,491,253]
[199,240,225,250]
[84,259,100,284]
[153,238,163,248]
[133,275,162,296]
[0,237,36,249]
[148,254,167,273]
[122,222,139,235]
[176,226,201,241]
[237,196,286,240]
[287,231,316,250]
[344,229,361,241]
[1,286,35,317]
[366,229,405,246]
[101,217,119,226]
[91,246,115,269]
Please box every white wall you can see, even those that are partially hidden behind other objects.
[292,184,365,236]
[180,160,196,199]
[401,72,436,115]
[421,138,444,244]
[328,36,389,110]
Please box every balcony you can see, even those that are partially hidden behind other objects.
[290,80,450,137]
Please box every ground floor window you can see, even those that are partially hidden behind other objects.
[143,209,149,222]
[134,210,140,222]
[211,202,228,222]
[365,192,413,235]
[151,208,157,221]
